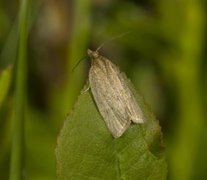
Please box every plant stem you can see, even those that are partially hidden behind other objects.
[159,1,205,179]
[9,0,29,179]
[51,0,91,124]
[66,0,91,108]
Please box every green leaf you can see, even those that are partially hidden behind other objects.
[0,65,12,108]
[56,76,167,180]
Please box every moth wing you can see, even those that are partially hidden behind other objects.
[102,58,144,124]
[89,57,131,138]
[118,72,144,124]
[92,93,130,138]
[107,109,131,138]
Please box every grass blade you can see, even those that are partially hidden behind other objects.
[9,0,29,179]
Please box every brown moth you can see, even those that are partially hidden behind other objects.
[87,49,144,138]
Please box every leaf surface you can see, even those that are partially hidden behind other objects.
[56,76,167,180]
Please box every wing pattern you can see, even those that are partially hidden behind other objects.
[88,50,144,138]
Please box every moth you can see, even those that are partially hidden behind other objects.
[87,49,144,138]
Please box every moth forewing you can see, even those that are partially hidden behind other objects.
[88,49,144,138]
[118,73,144,123]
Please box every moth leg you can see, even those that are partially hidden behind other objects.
[81,80,90,94]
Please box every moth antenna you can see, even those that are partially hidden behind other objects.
[72,56,88,72]
[95,31,130,52]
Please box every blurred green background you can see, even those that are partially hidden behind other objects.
[0,0,206,179]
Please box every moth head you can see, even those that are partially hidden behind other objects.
[87,49,99,59]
